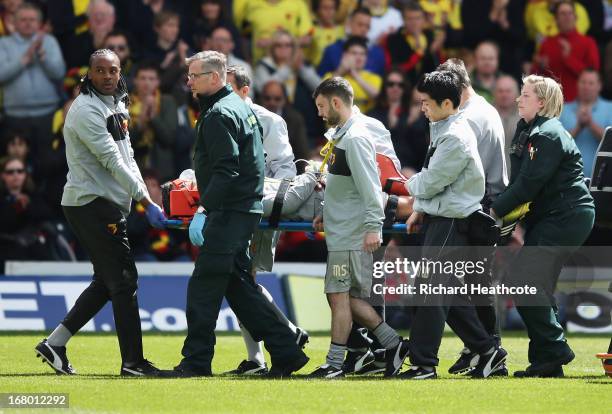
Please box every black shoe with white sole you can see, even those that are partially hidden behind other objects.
[121,359,162,377]
[448,347,480,375]
[35,339,75,375]
[384,338,410,377]
[468,347,508,378]
[342,349,374,374]
[295,328,309,349]
[307,364,345,379]
[398,366,437,380]
[225,360,268,375]
[355,349,386,375]
[490,363,509,377]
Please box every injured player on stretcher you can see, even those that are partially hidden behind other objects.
[261,170,414,225]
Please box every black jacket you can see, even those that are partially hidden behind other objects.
[194,84,264,214]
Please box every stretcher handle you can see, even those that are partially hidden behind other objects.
[162,219,408,233]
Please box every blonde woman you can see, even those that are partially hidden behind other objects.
[491,75,595,378]
[253,29,321,100]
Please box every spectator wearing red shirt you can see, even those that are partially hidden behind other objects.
[532,0,600,102]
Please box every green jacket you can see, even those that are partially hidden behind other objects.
[492,115,594,226]
[194,84,264,214]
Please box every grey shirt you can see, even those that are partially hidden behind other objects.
[324,114,385,251]
[62,91,147,215]
[407,111,485,218]
[0,32,65,117]
[461,94,508,200]
[325,106,402,171]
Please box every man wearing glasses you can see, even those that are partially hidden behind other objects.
[103,30,135,89]
[162,51,309,378]
[224,65,310,376]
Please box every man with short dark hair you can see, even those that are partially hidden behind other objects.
[436,58,508,376]
[260,80,311,169]
[382,1,441,85]
[317,7,386,77]
[103,30,135,89]
[401,71,506,380]
[129,63,178,182]
[308,77,409,379]
[35,49,165,377]
[324,36,382,113]
[162,51,308,378]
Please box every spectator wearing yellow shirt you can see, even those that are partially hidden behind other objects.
[240,0,314,64]
[324,36,382,113]
[308,0,344,66]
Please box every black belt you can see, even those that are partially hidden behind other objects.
[268,178,292,228]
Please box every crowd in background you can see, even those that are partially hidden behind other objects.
[0,0,611,268]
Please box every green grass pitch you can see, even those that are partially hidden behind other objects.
[0,331,609,413]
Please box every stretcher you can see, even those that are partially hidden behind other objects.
[162,218,408,233]
[160,153,410,233]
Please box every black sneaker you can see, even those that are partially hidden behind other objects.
[121,359,161,377]
[448,347,479,375]
[342,349,374,374]
[355,349,386,375]
[266,353,309,378]
[398,366,437,380]
[35,339,75,375]
[490,363,509,377]
[514,366,564,378]
[158,365,212,378]
[295,328,309,349]
[307,364,345,379]
[225,360,268,375]
[384,338,410,377]
[468,347,508,378]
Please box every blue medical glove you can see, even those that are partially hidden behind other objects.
[145,202,166,229]
[189,212,207,246]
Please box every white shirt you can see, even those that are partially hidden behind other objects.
[247,97,296,179]
[368,6,403,45]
